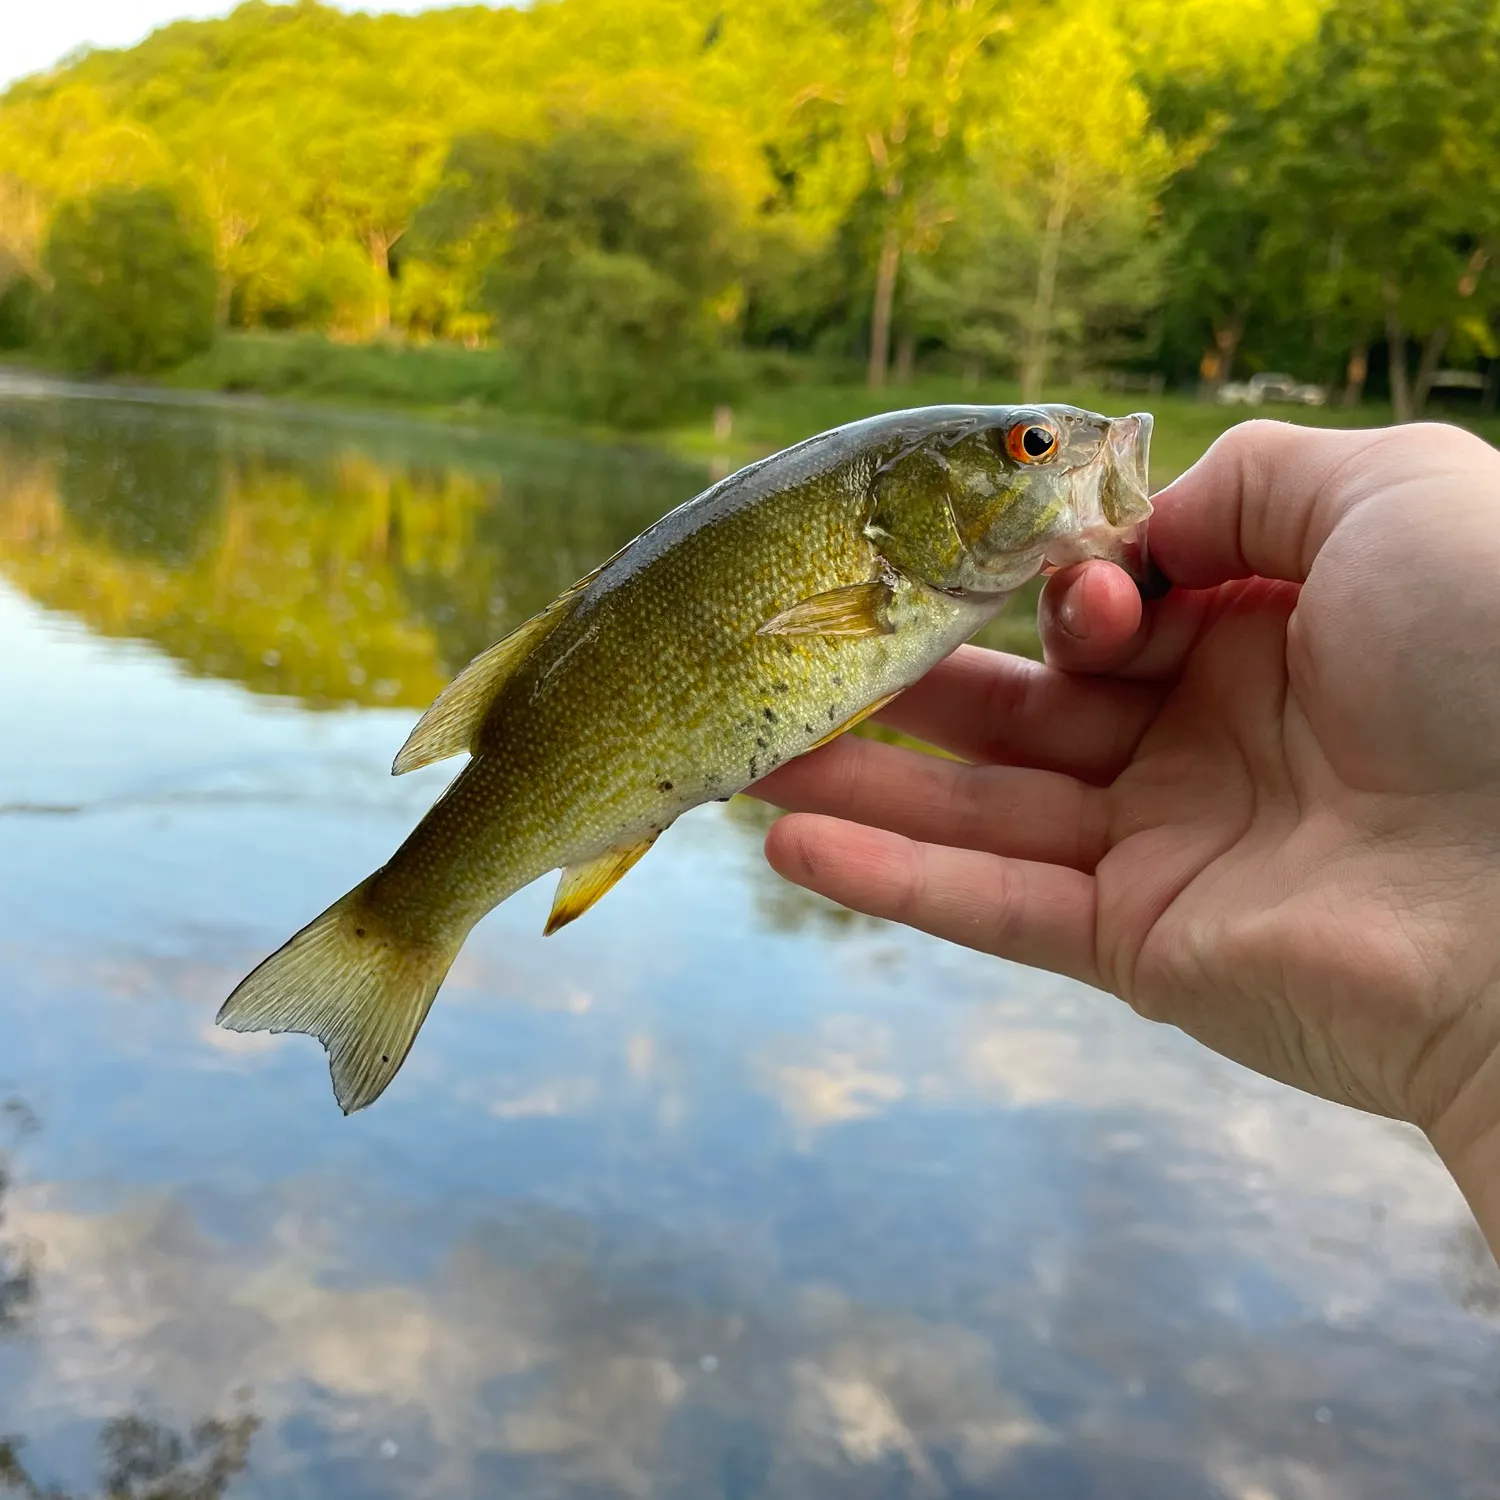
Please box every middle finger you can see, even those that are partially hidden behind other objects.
[752,731,1111,872]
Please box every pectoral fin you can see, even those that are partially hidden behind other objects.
[757,581,895,640]
[393,569,599,775]
[544,833,661,936]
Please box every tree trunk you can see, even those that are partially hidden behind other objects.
[894,328,916,385]
[1020,176,1070,403]
[1412,324,1450,416]
[368,231,392,335]
[1341,342,1368,407]
[1483,360,1499,417]
[1202,316,1242,392]
[1383,284,1412,423]
[867,225,901,390]
[215,271,235,330]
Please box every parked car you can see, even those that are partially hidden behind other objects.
[1217,371,1328,407]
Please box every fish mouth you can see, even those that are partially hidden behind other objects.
[1103,412,1152,527]
[1043,411,1160,592]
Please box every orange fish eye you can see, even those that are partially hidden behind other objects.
[1006,421,1060,464]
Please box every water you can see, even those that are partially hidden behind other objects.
[0,379,1495,1500]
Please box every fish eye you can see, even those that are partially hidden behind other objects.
[1006,420,1061,465]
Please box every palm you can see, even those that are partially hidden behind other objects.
[1091,578,1413,1118]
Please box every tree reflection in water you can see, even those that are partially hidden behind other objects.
[0,1413,259,1500]
[0,1105,261,1500]
[0,1100,37,1334]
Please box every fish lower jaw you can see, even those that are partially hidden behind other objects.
[1043,522,1146,574]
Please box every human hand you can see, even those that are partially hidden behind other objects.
[753,420,1500,1253]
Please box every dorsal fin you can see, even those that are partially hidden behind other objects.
[392,568,599,775]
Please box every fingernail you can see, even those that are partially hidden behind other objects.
[1058,592,1086,639]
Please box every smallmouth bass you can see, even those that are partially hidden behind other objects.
[219,404,1153,1111]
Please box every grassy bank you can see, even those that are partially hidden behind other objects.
[19,331,1500,484]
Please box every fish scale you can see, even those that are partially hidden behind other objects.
[218,403,1153,1113]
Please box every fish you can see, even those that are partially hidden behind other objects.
[217,403,1154,1113]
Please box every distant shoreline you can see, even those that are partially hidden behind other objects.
[5,338,1498,491]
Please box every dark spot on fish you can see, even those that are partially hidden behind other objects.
[827,706,839,720]
[740,715,757,731]
[763,707,776,723]
[755,735,768,748]
[355,927,366,938]
[774,681,790,693]
[804,722,815,734]
[658,779,673,792]
[715,795,731,802]
[382,1054,390,1063]
[749,756,759,779]
[832,673,844,687]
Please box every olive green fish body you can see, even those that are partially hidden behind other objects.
[219,404,1154,1112]
[375,449,1002,935]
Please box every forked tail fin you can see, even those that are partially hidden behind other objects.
[216,876,459,1114]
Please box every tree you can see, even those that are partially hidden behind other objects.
[968,0,1168,397]
[42,183,216,373]
[0,259,39,350]
[846,0,1013,389]
[1267,0,1500,418]
[0,1411,258,1500]
[421,114,742,425]
[1155,98,1285,390]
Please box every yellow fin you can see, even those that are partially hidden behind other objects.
[392,570,598,775]
[757,581,895,640]
[544,834,660,936]
[805,691,901,752]
[216,876,460,1114]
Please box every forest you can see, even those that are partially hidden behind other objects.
[0,0,1497,427]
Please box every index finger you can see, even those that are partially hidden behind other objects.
[876,644,1162,781]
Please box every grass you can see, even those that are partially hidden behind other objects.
[163,331,524,412]
[11,330,1500,484]
[669,368,1500,483]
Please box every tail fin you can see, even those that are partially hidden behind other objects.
[216,876,458,1114]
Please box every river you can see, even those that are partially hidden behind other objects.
[0,379,1495,1499]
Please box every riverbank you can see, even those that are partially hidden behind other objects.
[8,332,1499,484]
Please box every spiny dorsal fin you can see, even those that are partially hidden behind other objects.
[392,569,599,776]
[757,580,895,640]
[544,833,661,936]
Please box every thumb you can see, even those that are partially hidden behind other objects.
[1145,419,1413,589]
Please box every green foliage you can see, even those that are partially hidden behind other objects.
[0,0,1495,418]
[165,331,521,408]
[426,118,742,426]
[0,269,39,350]
[41,183,216,373]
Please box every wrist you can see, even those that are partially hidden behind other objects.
[1428,1027,1500,1260]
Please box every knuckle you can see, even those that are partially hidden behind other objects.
[887,845,928,925]
[979,659,1042,744]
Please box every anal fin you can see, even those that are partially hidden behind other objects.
[545,833,661,936]
[758,581,894,640]
[805,691,900,752]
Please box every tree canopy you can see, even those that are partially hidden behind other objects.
[0,0,1495,416]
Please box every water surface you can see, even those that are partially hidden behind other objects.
[0,381,1496,1499]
